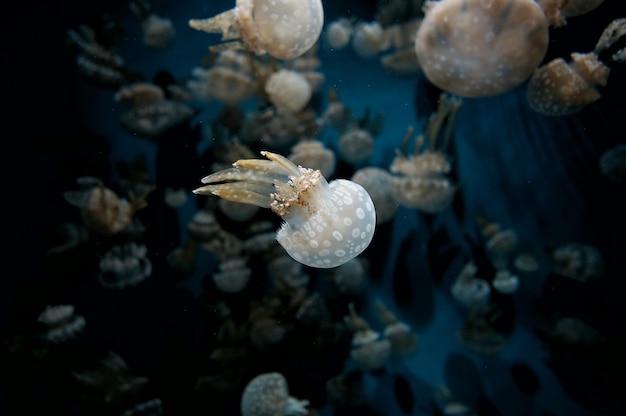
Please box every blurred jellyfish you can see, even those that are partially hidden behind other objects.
[38,305,86,344]
[491,269,520,294]
[338,126,375,165]
[329,257,369,295]
[218,198,260,222]
[600,144,626,183]
[551,242,604,282]
[268,254,310,289]
[63,177,137,236]
[188,50,257,106]
[65,25,128,87]
[129,0,175,49]
[550,317,602,347]
[375,300,419,359]
[513,253,540,273]
[527,18,626,115]
[450,262,491,308]
[189,0,324,60]
[352,21,388,58]
[389,95,461,214]
[352,167,399,224]
[265,69,312,114]
[288,140,336,179]
[325,18,354,50]
[98,242,152,289]
[116,82,195,137]
[344,303,392,371]
[322,89,354,133]
[213,257,252,293]
[240,372,309,416]
[415,0,549,97]
[164,187,188,208]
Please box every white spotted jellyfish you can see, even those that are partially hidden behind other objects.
[193,151,376,268]
[188,0,324,60]
[527,18,626,116]
[415,0,549,97]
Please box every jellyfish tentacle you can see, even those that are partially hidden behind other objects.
[594,18,626,54]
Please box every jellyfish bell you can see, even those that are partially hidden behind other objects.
[415,0,549,98]
[527,18,626,116]
[189,0,324,60]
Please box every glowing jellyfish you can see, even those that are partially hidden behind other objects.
[527,18,626,116]
[415,0,549,97]
[265,69,312,114]
[188,0,324,60]
[193,151,376,268]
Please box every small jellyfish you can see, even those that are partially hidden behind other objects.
[98,242,152,289]
[129,0,175,49]
[338,126,375,165]
[38,305,86,344]
[450,262,491,307]
[193,151,376,268]
[325,18,353,50]
[189,0,324,60]
[329,257,369,295]
[491,269,520,294]
[288,140,336,179]
[63,177,136,236]
[527,18,626,115]
[213,257,252,293]
[599,144,626,183]
[352,167,399,224]
[352,21,387,58]
[240,372,309,416]
[265,69,312,114]
[415,0,549,97]
[389,95,461,214]
[552,242,604,282]
[344,303,392,371]
[375,300,419,359]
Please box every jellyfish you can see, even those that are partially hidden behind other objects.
[288,140,336,179]
[240,372,309,416]
[344,303,392,371]
[264,69,312,114]
[193,151,376,268]
[527,18,626,116]
[389,95,461,214]
[188,0,324,60]
[600,144,626,183]
[415,0,549,97]
[325,18,353,50]
[129,0,175,49]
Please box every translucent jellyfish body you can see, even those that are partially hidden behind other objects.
[194,151,376,268]
[189,0,324,60]
[415,0,549,97]
[345,304,392,371]
[325,18,353,50]
[352,167,398,224]
[600,144,626,183]
[63,177,134,236]
[265,69,312,114]
[288,140,336,179]
[389,95,460,214]
[240,372,309,416]
[527,18,626,115]
[37,305,86,344]
[338,126,375,165]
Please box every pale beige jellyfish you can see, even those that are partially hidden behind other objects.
[415,0,549,97]
[527,18,626,115]
[188,0,324,60]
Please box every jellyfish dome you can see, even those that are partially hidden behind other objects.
[415,0,549,97]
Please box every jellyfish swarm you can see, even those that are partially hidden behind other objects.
[188,0,324,60]
[527,18,626,116]
[415,0,549,97]
[193,151,376,268]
